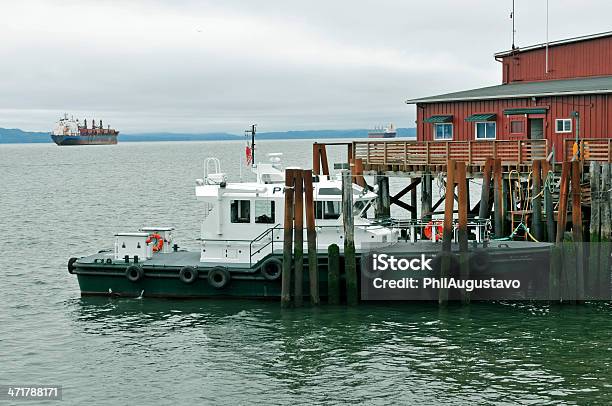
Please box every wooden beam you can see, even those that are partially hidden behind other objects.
[555,161,570,243]
[281,169,295,307]
[293,170,304,307]
[303,169,319,305]
[313,144,320,175]
[542,160,555,242]
[342,170,358,306]
[493,158,505,237]
[571,160,584,301]
[532,160,543,241]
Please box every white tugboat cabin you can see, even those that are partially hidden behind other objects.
[194,155,399,267]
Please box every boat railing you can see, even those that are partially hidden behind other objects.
[383,217,492,243]
[249,224,283,267]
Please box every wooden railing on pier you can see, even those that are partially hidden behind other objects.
[352,139,548,171]
[564,138,612,162]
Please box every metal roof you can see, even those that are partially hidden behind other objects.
[465,113,496,122]
[503,107,548,115]
[423,115,453,123]
[494,31,612,58]
[406,76,612,104]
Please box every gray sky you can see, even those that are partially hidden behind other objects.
[1,0,610,133]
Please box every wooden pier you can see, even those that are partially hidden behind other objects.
[276,139,612,306]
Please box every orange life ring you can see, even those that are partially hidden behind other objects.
[146,233,164,252]
[424,221,443,240]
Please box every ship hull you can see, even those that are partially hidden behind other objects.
[51,134,118,146]
[368,133,397,138]
[70,242,555,300]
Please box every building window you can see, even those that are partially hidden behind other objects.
[315,201,341,220]
[510,120,524,134]
[254,200,275,224]
[230,200,250,223]
[555,119,572,133]
[434,123,453,139]
[475,122,496,139]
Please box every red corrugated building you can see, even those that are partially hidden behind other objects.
[407,31,612,159]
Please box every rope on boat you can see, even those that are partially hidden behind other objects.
[493,222,540,242]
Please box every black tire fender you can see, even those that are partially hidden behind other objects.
[208,267,230,289]
[68,257,78,274]
[469,249,490,273]
[431,251,460,275]
[260,257,283,281]
[126,264,144,282]
[179,266,199,284]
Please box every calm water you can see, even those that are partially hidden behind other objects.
[1,140,611,405]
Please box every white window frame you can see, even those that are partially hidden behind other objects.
[474,121,496,140]
[433,123,453,140]
[555,118,572,133]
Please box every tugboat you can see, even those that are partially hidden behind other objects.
[51,114,119,145]
[68,151,553,300]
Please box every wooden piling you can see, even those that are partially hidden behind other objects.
[375,173,391,219]
[327,244,340,305]
[542,160,556,242]
[532,160,543,241]
[342,170,358,305]
[293,170,304,307]
[456,162,468,252]
[442,160,456,252]
[411,178,418,220]
[556,162,571,244]
[571,160,584,301]
[493,159,505,237]
[320,145,330,176]
[313,144,320,175]
[439,160,456,305]
[599,164,611,298]
[353,158,366,188]
[478,158,494,220]
[588,161,601,298]
[456,162,470,304]
[421,172,433,221]
[303,169,319,305]
[281,169,295,307]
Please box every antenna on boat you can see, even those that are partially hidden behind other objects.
[545,0,549,73]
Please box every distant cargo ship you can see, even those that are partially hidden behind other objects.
[368,123,396,138]
[51,115,119,145]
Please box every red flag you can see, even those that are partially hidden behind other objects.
[245,143,252,166]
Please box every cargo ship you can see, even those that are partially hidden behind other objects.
[368,123,396,138]
[51,115,119,145]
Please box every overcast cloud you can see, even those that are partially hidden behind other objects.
[0,0,610,133]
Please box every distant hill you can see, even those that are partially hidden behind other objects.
[0,128,50,143]
[0,127,416,144]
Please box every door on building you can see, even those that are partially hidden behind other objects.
[528,118,544,139]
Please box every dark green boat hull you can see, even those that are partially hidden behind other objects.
[72,241,553,300]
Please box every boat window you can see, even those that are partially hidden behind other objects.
[353,200,366,216]
[315,201,341,220]
[255,200,275,224]
[319,187,342,195]
[230,200,250,223]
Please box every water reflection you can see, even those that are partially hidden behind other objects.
[68,298,611,404]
